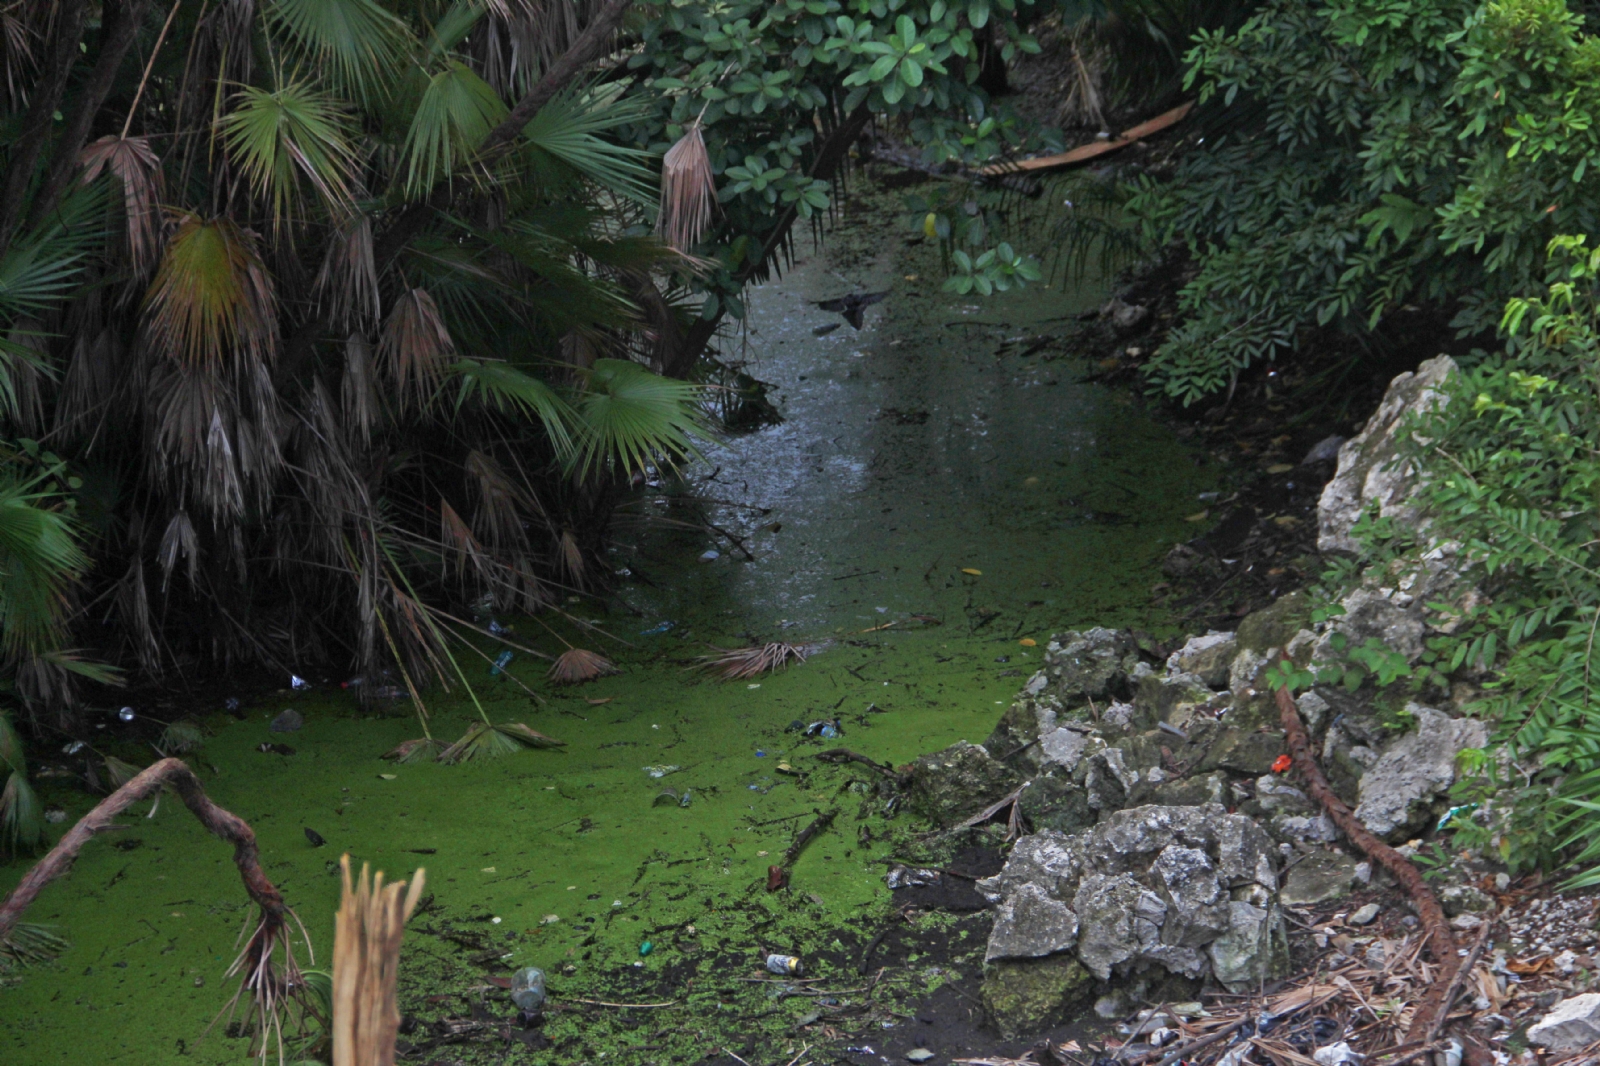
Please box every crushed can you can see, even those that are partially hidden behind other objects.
[765,953,803,977]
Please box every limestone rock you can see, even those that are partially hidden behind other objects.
[1528,994,1600,1053]
[1166,632,1237,688]
[1439,882,1492,916]
[1236,591,1311,655]
[1018,774,1095,835]
[1352,705,1489,839]
[1208,901,1285,989]
[908,741,1022,827]
[1324,588,1425,663]
[978,805,1282,989]
[986,882,1080,962]
[1040,628,1138,703]
[1136,672,1222,731]
[982,695,1066,771]
[1279,851,1360,906]
[981,953,1095,1039]
[1319,355,1456,556]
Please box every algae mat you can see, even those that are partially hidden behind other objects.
[0,218,1216,1064]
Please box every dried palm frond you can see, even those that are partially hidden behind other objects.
[0,768,43,853]
[102,755,143,789]
[377,287,454,411]
[381,737,445,764]
[463,449,533,552]
[436,720,564,764]
[695,642,810,680]
[439,499,492,585]
[79,135,163,276]
[316,215,380,330]
[156,509,199,590]
[548,647,616,684]
[158,718,205,754]
[0,922,67,973]
[341,333,380,438]
[331,855,426,1066]
[657,120,714,252]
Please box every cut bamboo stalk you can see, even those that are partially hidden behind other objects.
[332,854,426,1066]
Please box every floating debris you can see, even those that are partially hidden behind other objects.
[639,621,675,635]
[303,827,325,847]
[510,967,546,1012]
[117,707,135,722]
[256,742,295,756]
[548,648,618,684]
[765,953,803,976]
[696,642,812,680]
[290,675,310,690]
[489,650,514,676]
[644,765,682,778]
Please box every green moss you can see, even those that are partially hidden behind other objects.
[980,954,1096,1039]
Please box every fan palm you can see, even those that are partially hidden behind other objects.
[0,0,708,737]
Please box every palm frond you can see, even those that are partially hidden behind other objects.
[451,359,574,458]
[0,475,88,655]
[0,922,67,972]
[658,122,714,251]
[0,180,110,322]
[158,719,205,753]
[696,642,811,680]
[402,61,509,197]
[424,0,488,64]
[143,215,277,371]
[265,0,414,106]
[316,214,381,330]
[436,720,520,763]
[78,135,163,275]
[1,768,44,853]
[377,287,454,410]
[572,359,707,479]
[220,80,361,226]
[103,755,143,789]
[0,711,19,772]
[521,87,655,201]
[548,647,616,684]
[382,737,446,763]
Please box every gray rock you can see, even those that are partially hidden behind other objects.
[1353,705,1489,839]
[1348,903,1380,926]
[269,708,303,733]
[1296,689,1332,736]
[1166,632,1237,689]
[987,882,1080,962]
[907,741,1022,827]
[981,953,1095,1039]
[1018,775,1096,835]
[1041,628,1138,703]
[1208,901,1284,990]
[1319,356,1456,555]
[1279,851,1360,906]
[979,805,1281,985]
[1236,591,1311,655]
[1325,588,1425,663]
[1301,435,1346,465]
[906,1051,936,1064]
[1103,297,1149,332]
[1039,725,1095,772]
[1528,994,1600,1052]
[1439,883,1492,916]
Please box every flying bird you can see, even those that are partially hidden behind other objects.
[815,290,888,329]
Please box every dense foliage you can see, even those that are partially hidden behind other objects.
[1117,0,1600,402]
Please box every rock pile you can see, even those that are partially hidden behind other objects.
[904,357,1504,1037]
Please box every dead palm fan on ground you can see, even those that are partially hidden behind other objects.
[696,642,810,680]
[548,647,618,684]
[437,721,565,764]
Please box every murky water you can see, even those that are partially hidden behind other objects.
[0,214,1215,1064]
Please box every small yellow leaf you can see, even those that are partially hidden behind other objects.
[378,773,397,780]
[961,567,982,576]
[904,273,918,281]
[481,866,497,873]
[923,213,939,239]
[1019,638,1037,647]
[1266,463,1294,474]
[1185,511,1210,522]
[1274,515,1301,528]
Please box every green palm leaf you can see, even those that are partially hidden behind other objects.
[265,0,414,105]
[521,88,656,202]
[220,80,362,224]
[572,359,707,479]
[450,359,576,459]
[0,475,88,655]
[1,769,44,853]
[0,181,109,321]
[402,61,508,197]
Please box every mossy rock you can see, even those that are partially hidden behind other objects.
[1018,775,1095,834]
[981,953,1096,1039]
[1236,591,1311,653]
[908,741,1023,827]
[1151,771,1226,807]
[1196,728,1285,776]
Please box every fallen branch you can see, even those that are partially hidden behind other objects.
[1272,656,1458,1040]
[1424,911,1496,1044]
[560,997,677,1009]
[0,757,304,1055]
[814,748,899,778]
[782,810,837,869]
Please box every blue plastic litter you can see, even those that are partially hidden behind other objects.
[640,621,674,635]
[490,650,514,676]
[754,749,767,757]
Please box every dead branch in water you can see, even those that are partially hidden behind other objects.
[0,757,305,1057]
[1272,655,1458,1040]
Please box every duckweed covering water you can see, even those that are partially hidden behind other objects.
[0,203,1217,1064]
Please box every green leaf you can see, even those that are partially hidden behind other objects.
[450,359,576,459]
[571,359,708,479]
[402,61,509,197]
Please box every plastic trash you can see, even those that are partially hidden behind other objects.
[678,789,692,808]
[1311,1017,1341,1044]
[341,677,364,689]
[639,621,674,635]
[639,941,653,957]
[488,620,509,636]
[754,749,767,758]
[1313,1043,1364,1066]
[803,719,843,738]
[906,1050,935,1064]
[644,765,681,778]
[698,549,720,562]
[653,789,680,807]
[270,708,304,733]
[118,706,135,722]
[765,954,803,976]
[509,967,546,1013]
[490,650,513,676]
[62,740,86,754]
[224,697,241,712]
[290,675,310,690]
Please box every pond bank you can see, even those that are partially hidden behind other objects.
[0,186,1220,1065]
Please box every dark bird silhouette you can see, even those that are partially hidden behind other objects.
[304,827,326,848]
[816,290,888,329]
